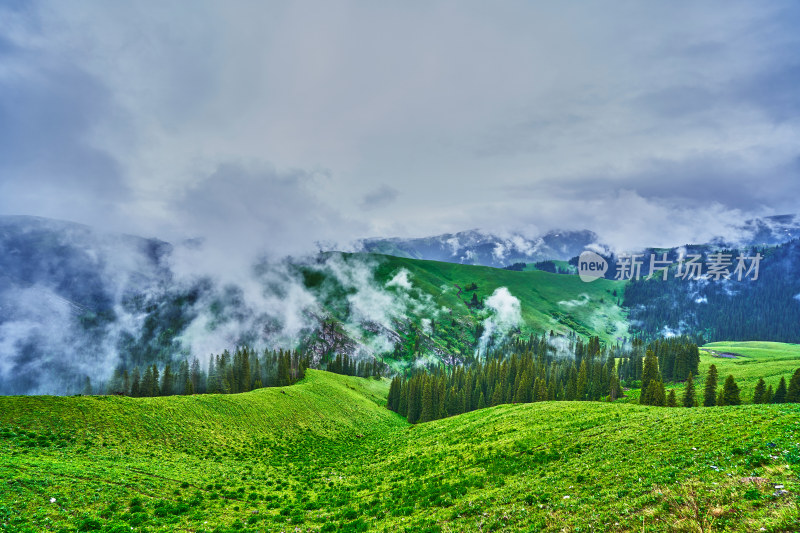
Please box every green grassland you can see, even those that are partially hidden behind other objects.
[369,253,628,343]
[3,370,800,532]
[623,341,800,404]
[699,342,800,396]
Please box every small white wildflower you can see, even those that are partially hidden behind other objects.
[563,495,570,499]
[49,497,56,504]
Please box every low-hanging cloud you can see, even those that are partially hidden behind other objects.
[476,287,523,356]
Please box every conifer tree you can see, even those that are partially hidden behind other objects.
[490,382,503,406]
[752,378,766,404]
[438,395,447,420]
[398,381,408,416]
[720,375,740,406]
[774,377,787,403]
[160,364,173,396]
[765,384,774,404]
[703,364,718,407]
[576,359,588,400]
[421,380,434,423]
[130,367,141,397]
[786,369,800,403]
[667,389,677,407]
[141,366,155,397]
[152,365,160,396]
[682,373,696,407]
[387,377,401,412]
[641,349,660,396]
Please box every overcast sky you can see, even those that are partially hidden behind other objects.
[2,1,799,254]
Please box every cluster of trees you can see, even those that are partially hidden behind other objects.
[636,357,743,407]
[649,364,800,408]
[616,337,700,383]
[103,347,390,397]
[387,330,800,423]
[105,347,310,397]
[624,241,800,343]
[531,261,573,275]
[387,334,634,423]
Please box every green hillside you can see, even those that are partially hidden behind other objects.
[2,370,800,532]
[697,342,800,400]
[622,341,800,404]
[371,254,627,342]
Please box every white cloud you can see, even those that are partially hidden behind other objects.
[476,287,523,356]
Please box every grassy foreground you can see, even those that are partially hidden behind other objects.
[2,370,800,532]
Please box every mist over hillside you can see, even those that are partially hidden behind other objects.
[2,214,800,395]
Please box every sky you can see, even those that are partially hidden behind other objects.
[2,1,800,255]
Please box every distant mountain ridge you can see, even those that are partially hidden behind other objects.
[358,229,600,268]
[357,214,800,268]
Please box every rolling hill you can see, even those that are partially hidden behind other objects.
[2,369,800,532]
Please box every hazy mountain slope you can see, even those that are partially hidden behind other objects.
[368,253,628,342]
[1,370,798,532]
[0,217,628,394]
[624,239,800,342]
[358,229,600,267]
[356,215,800,269]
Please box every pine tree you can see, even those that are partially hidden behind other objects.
[477,391,486,410]
[682,373,696,407]
[703,364,718,407]
[277,352,290,386]
[141,366,155,397]
[774,377,787,403]
[130,368,141,397]
[160,364,174,396]
[786,369,800,403]
[82,376,93,395]
[152,365,161,396]
[576,359,588,400]
[490,383,503,406]
[421,380,434,422]
[387,377,401,412]
[720,375,740,406]
[667,389,677,407]
[641,349,660,397]
[765,384,774,404]
[752,378,767,404]
[438,395,447,420]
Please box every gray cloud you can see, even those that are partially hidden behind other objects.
[0,1,799,253]
[360,185,398,210]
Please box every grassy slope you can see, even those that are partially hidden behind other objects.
[369,253,628,343]
[699,342,800,395]
[623,341,800,404]
[3,370,800,532]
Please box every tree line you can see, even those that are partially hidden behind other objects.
[99,347,389,397]
[387,332,800,423]
[656,363,800,408]
[387,334,638,423]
